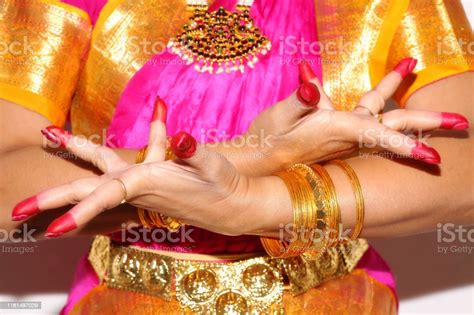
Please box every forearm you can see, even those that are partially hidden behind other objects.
[330,133,473,237]
[250,133,472,238]
[0,145,139,236]
[250,73,473,238]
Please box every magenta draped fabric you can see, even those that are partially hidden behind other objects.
[61,0,107,25]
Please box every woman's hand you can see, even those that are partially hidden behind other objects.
[240,59,469,173]
[10,98,168,222]
[13,126,266,237]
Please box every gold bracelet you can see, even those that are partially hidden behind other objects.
[135,146,182,230]
[311,164,341,248]
[289,164,329,260]
[260,166,318,258]
[327,160,365,240]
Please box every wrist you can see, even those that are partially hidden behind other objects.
[240,175,292,236]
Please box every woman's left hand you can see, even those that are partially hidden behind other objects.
[12,104,266,237]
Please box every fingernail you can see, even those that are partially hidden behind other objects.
[45,213,77,238]
[41,126,71,147]
[393,57,418,78]
[12,196,39,221]
[170,132,197,159]
[298,61,317,82]
[152,97,167,124]
[440,112,469,130]
[411,142,441,164]
[297,82,320,107]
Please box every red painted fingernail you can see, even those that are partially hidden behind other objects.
[298,61,317,82]
[12,196,39,221]
[440,112,469,130]
[297,82,320,107]
[45,213,77,238]
[170,132,197,159]
[41,126,71,147]
[393,57,418,78]
[152,97,167,124]
[411,142,441,165]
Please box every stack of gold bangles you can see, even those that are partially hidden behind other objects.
[261,160,364,259]
[135,144,183,232]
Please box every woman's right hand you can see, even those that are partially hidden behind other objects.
[243,59,469,173]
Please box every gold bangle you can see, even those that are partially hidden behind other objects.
[327,160,365,240]
[289,164,329,260]
[260,166,317,258]
[311,164,341,248]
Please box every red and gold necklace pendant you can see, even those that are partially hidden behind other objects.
[167,0,271,74]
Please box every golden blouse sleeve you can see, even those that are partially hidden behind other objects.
[386,0,473,106]
[0,0,91,126]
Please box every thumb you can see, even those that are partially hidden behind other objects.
[170,131,235,178]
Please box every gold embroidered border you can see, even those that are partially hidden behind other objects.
[314,0,405,111]
[387,0,474,105]
[0,0,91,126]
[70,0,191,141]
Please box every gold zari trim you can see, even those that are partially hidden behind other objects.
[0,0,91,126]
[386,0,473,105]
[88,236,368,313]
[71,0,191,141]
[314,0,407,111]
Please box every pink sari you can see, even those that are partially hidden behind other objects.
[60,0,396,313]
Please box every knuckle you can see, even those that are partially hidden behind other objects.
[67,180,87,203]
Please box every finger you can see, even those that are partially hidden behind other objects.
[144,97,168,162]
[354,58,417,116]
[382,110,470,131]
[343,115,441,164]
[11,178,101,221]
[266,66,325,125]
[299,61,334,110]
[169,131,233,178]
[376,57,417,98]
[41,126,127,173]
[44,177,134,237]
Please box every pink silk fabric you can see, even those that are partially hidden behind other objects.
[61,0,396,313]
[61,0,107,25]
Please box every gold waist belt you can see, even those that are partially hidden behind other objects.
[88,236,368,314]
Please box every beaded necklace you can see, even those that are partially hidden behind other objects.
[168,0,271,74]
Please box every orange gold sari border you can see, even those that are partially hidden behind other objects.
[40,0,91,22]
[90,0,124,43]
[369,0,409,85]
[0,0,91,126]
[0,82,65,125]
